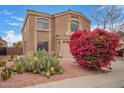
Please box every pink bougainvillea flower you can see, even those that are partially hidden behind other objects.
[70,28,120,70]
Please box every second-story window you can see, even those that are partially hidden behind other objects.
[37,18,49,30]
[71,20,80,32]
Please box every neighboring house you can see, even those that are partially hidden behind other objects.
[120,34,124,49]
[0,37,7,48]
[22,10,90,60]
[120,39,124,49]
[117,31,124,49]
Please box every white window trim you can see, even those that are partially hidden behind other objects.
[35,17,51,31]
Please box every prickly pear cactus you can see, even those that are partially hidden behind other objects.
[1,67,12,80]
[9,49,64,78]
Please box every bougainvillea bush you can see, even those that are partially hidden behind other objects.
[70,28,120,71]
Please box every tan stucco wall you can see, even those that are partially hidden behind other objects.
[70,14,90,31]
[50,18,55,52]
[29,15,35,52]
[54,13,90,37]
[23,15,35,54]
[22,10,90,59]
[35,17,53,52]
[37,31,49,42]
[54,13,90,55]
[23,11,53,54]
[55,14,70,36]
[54,14,70,51]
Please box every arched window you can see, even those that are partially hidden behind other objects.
[71,20,80,32]
[37,18,49,30]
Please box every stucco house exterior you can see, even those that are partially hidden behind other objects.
[22,10,90,60]
[0,37,7,48]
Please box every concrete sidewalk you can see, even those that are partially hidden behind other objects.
[26,61,124,88]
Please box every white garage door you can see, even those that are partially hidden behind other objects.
[61,41,73,60]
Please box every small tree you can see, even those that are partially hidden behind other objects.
[13,41,22,48]
[90,6,124,33]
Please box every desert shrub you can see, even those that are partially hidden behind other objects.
[0,60,6,67]
[70,28,120,70]
[1,67,12,80]
[11,49,64,77]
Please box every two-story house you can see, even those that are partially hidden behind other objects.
[22,10,90,60]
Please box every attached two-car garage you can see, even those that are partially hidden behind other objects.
[61,41,73,60]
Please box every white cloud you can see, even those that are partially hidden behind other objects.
[0,10,12,15]
[116,5,124,14]
[7,22,20,26]
[91,25,97,31]
[116,5,124,9]
[99,5,106,10]
[5,16,24,26]
[2,30,22,46]
[98,5,124,14]
[91,25,106,31]
[11,16,24,22]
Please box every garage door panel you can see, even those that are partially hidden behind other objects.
[62,41,73,59]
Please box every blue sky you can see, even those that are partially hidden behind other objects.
[0,5,123,46]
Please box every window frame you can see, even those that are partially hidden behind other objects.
[37,41,48,51]
[35,17,50,31]
[71,20,80,32]
[69,18,82,33]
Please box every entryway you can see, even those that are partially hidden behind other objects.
[61,41,73,60]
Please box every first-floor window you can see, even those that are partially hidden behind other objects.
[37,42,48,51]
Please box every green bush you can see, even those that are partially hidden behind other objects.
[11,49,64,78]
[0,60,6,67]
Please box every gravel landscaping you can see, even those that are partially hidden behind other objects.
[0,60,95,88]
[0,55,122,88]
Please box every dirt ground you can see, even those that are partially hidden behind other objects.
[0,56,123,88]
[0,58,95,88]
